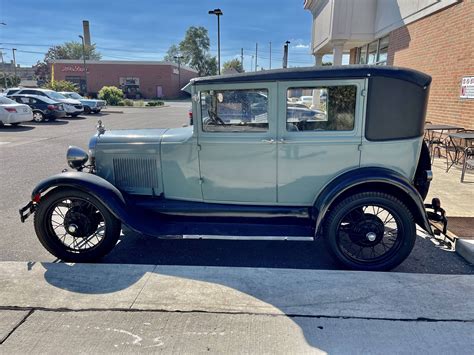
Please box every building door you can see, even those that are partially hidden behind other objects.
[196,82,278,203]
[156,86,163,98]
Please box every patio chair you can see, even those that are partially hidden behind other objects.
[424,122,445,162]
[460,130,474,182]
[444,129,465,172]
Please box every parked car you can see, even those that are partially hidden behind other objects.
[9,88,83,117]
[0,96,33,126]
[1,87,23,97]
[10,94,66,122]
[20,66,444,271]
[59,92,106,114]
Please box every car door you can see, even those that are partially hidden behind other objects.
[196,82,278,204]
[276,79,366,205]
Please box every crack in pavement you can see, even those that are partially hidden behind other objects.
[0,309,34,345]
[0,306,472,324]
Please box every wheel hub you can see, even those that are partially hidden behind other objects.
[347,214,385,247]
[64,207,97,238]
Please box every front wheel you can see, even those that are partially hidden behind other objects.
[34,188,121,262]
[324,192,416,271]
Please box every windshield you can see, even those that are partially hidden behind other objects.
[0,96,16,104]
[67,93,83,100]
[46,91,67,100]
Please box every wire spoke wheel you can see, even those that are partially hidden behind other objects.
[337,204,401,264]
[34,188,121,262]
[47,197,106,253]
[325,192,416,271]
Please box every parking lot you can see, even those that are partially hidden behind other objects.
[0,102,472,274]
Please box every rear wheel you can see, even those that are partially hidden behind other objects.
[32,111,45,122]
[34,188,121,262]
[324,192,416,271]
[84,106,92,114]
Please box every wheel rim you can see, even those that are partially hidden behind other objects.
[45,197,106,253]
[336,204,403,265]
[33,112,43,122]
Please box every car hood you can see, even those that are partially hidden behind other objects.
[56,98,82,105]
[96,128,170,144]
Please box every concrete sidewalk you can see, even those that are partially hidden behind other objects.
[0,262,473,353]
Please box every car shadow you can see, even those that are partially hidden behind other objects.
[64,115,87,120]
[28,120,69,126]
[0,125,35,132]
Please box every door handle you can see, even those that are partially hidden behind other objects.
[279,138,287,144]
[261,139,275,144]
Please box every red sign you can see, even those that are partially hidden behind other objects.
[61,65,88,73]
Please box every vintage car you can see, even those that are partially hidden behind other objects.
[19,66,446,271]
[59,92,107,114]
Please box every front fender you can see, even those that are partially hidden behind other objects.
[31,172,157,235]
[314,167,433,236]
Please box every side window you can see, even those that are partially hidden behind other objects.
[286,85,357,132]
[20,97,30,104]
[200,89,269,132]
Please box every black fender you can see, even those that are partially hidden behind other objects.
[313,167,433,236]
[31,171,157,236]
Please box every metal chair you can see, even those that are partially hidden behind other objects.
[444,129,465,172]
[460,130,474,182]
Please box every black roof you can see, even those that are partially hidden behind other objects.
[191,65,431,88]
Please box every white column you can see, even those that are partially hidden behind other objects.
[314,54,323,66]
[332,41,345,66]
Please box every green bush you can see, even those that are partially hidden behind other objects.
[122,99,134,106]
[146,100,164,107]
[134,100,145,107]
[116,101,125,106]
[43,80,78,92]
[98,86,124,105]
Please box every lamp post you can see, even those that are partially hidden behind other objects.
[78,35,88,94]
[173,54,184,95]
[12,48,17,80]
[208,8,223,75]
[283,41,290,68]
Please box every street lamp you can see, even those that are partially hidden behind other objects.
[78,35,88,95]
[173,55,184,95]
[208,8,223,75]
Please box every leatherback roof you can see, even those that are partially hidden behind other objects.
[191,65,431,88]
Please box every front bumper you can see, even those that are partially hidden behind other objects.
[19,201,36,223]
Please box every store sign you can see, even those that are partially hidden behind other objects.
[119,77,140,86]
[61,65,88,73]
[460,76,474,99]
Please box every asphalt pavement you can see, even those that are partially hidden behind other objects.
[0,102,472,274]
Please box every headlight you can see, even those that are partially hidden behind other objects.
[66,146,89,170]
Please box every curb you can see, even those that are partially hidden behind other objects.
[101,110,124,114]
[456,239,474,265]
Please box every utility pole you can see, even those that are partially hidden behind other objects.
[269,42,272,69]
[208,9,223,75]
[12,48,17,80]
[251,55,254,72]
[240,48,244,68]
[282,41,290,68]
[78,35,88,94]
[0,50,7,88]
[173,55,184,95]
[255,43,258,71]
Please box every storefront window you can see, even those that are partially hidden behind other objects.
[376,36,389,65]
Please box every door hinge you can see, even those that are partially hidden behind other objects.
[197,143,202,151]
[199,178,204,185]
[358,143,363,151]
[361,89,367,97]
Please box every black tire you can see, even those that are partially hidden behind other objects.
[71,113,80,117]
[324,192,416,271]
[32,111,45,122]
[11,122,21,126]
[84,106,92,114]
[34,188,121,262]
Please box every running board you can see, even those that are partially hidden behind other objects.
[180,235,314,241]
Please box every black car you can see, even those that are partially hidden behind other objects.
[10,94,67,122]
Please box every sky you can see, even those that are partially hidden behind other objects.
[0,0,326,71]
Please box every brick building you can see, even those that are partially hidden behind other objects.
[304,0,473,128]
[50,60,198,99]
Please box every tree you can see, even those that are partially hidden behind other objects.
[43,80,78,92]
[33,61,50,83]
[223,58,244,73]
[45,41,101,61]
[164,26,218,76]
[0,75,20,88]
[163,44,180,63]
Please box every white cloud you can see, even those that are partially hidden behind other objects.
[293,43,310,49]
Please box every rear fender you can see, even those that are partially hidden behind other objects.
[313,167,433,236]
